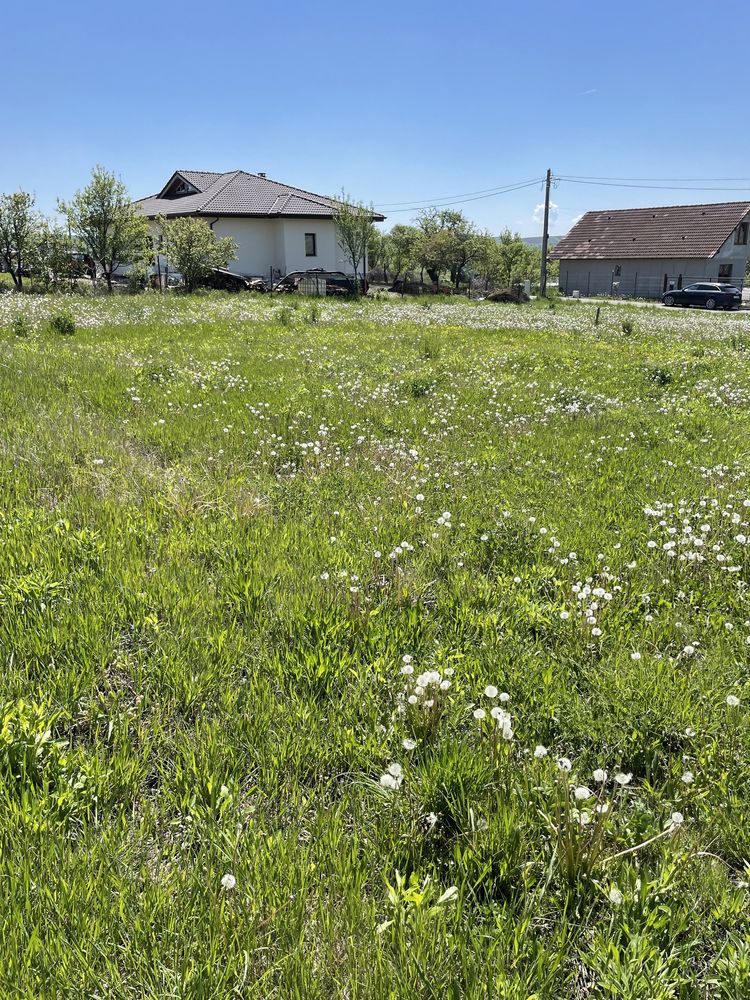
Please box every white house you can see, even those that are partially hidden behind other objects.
[551,201,750,299]
[135,170,385,282]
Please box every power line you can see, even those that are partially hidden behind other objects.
[558,177,750,192]
[376,178,543,214]
[371,171,750,220]
[561,174,750,182]
[377,177,543,207]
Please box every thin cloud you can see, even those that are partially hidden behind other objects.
[579,88,597,95]
[533,201,559,224]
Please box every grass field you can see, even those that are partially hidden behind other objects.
[1,292,750,998]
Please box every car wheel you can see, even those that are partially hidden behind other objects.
[664,295,675,306]
[705,298,716,310]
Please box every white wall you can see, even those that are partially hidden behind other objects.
[147,215,366,281]
[281,219,346,274]
[713,213,750,284]
[209,218,283,279]
[203,217,362,277]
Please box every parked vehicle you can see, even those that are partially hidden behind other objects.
[204,268,267,292]
[662,282,742,310]
[68,252,97,279]
[274,268,363,295]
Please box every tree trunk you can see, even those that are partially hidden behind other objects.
[105,270,113,293]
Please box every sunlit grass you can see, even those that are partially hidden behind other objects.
[0,293,749,997]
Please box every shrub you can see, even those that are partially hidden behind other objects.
[277,305,295,327]
[305,301,321,324]
[127,263,149,294]
[11,315,31,338]
[622,318,635,336]
[49,312,76,336]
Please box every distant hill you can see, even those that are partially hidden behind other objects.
[521,236,559,248]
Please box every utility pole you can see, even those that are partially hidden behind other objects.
[539,168,552,297]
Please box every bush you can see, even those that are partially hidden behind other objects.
[486,287,530,304]
[49,312,76,336]
[305,301,321,324]
[11,315,31,338]
[622,318,636,336]
[127,263,149,294]
[277,305,295,327]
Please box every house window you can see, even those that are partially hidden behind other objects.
[718,264,733,280]
[613,264,622,277]
[305,233,317,257]
[735,221,748,245]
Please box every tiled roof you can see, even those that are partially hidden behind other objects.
[136,170,385,221]
[171,171,226,194]
[550,201,750,260]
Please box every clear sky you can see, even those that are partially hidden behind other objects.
[4,0,749,238]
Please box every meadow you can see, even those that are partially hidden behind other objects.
[1,292,750,998]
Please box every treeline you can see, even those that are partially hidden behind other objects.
[368,208,558,291]
[0,166,237,294]
[1,167,558,295]
[0,167,152,293]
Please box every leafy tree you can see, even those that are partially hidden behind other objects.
[59,166,151,292]
[367,228,390,282]
[158,216,238,293]
[473,232,503,290]
[331,192,376,293]
[0,191,44,291]
[389,225,420,282]
[416,209,478,288]
[496,229,535,288]
[34,223,75,292]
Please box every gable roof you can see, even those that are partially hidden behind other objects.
[136,170,385,221]
[550,201,750,260]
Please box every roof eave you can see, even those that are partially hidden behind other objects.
[142,208,386,221]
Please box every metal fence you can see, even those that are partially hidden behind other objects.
[561,271,745,300]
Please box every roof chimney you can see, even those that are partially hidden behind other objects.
[258,172,266,178]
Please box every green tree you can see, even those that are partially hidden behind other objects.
[416,209,478,288]
[331,192,376,293]
[367,228,390,282]
[158,216,238,293]
[34,223,75,292]
[496,229,534,288]
[473,232,503,291]
[0,191,44,291]
[389,225,420,283]
[59,166,151,292]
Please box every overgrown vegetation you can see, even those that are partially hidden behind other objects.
[0,295,749,996]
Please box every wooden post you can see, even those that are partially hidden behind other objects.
[539,168,552,297]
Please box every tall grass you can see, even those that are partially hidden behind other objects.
[0,296,748,996]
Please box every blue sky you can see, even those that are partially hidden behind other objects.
[4,0,749,237]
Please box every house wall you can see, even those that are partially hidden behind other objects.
[209,218,283,279]
[205,217,361,278]
[712,214,750,282]
[558,213,749,298]
[144,215,365,283]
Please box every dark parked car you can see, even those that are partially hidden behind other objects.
[204,267,267,292]
[662,282,742,310]
[274,268,364,296]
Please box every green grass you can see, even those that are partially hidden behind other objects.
[1,293,750,997]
